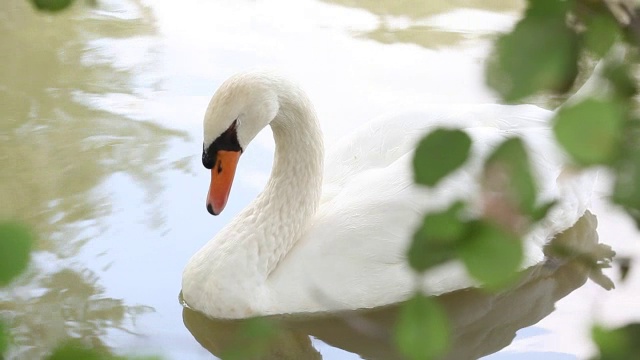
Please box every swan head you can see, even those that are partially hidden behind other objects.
[202,72,280,215]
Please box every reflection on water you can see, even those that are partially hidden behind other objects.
[323,0,522,18]
[0,0,188,358]
[183,212,612,359]
[323,0,524,48]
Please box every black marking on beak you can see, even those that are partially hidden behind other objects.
[202,120,242,169]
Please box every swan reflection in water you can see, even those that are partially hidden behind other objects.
[182,211,614,359]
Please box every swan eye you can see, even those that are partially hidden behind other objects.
[202,120,242,169]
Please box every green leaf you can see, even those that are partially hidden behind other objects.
[220,318,280,360]
[525,0,572,17]
[604,62,638,99]
[612,143,640,227]
[413,129,471,187]
[30,0,75,12]
[47,340,107,360]
[408,202,466,272]
[0,222,34,287]
[592,323,640,360]
[486,6,578,101]
[584,14,620,57]
[0,321,8,356]
[394,294,450,360]
[553,99,625,166]
[483,138,537,215]
[458,221,523,289]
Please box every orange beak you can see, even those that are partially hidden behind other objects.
[206,150,241,215]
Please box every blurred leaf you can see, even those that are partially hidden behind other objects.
[487,3,578,101]
[0,221,34,286]
[0,321,8,355]
[30,0,75,12]
[413,129,471,187]
[617,257,631,283]
[592,323,640,360]
[525,0,572,17]
[47,338,161,360]
[604,61,638,99]
[47,340,107,360]
[612,145,640,227]
[554,99,625,166]
[220,318,280,360]
[584,14,620,57]
[408,202,466,272]
[394,294,450,360]
[458,221,522,289]
[484,138,537,215]
[531,200,557,222]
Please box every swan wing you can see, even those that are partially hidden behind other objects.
[269,104,596,312]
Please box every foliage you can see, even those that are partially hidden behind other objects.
[0,222,33,287]
[554,98,626,165]
[47,340,109,360]
[408,202,465,271]
[30,0,75,12]
[46,339,163,360]
[0,222,32,358]
[486,0,578,102]
[457,220,522,289]
[592,324,640,360]
[0,321,8,355]
[413,129,471,187]
[401,0,640,358]
[219,318,281,360]
[394,294,449,360]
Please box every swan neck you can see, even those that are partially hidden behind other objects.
[255,89,324,274]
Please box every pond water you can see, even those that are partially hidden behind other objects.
[1,0,640,359]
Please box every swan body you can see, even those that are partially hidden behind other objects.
[182,72,596,319]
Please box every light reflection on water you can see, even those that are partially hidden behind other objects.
[1,0,639,359]
[0,0,188,358]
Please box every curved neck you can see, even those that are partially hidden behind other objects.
[239,87,324,276]
[182,81,324,317]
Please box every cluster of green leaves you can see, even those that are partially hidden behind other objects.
[398,128,548,359]
[488,0,640,357]
[489,0,640,222]
[399,0,640,359]
[410,132,547,289]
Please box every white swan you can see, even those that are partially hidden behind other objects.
[182,71,599,319]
